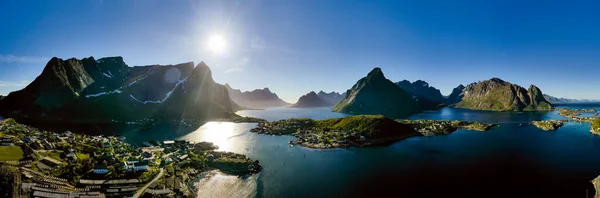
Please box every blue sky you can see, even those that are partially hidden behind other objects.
[1,0,599,103]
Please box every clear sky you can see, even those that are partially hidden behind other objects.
[1,0,599,103]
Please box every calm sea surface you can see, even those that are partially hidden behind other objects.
[117,104,600,198]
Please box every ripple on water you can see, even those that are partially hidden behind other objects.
[190,170,258,198]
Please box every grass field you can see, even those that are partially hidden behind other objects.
[0,146,24,161]
[76,152,89,159]
[47,151,63,162]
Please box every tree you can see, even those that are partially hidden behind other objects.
[107,166,115,176]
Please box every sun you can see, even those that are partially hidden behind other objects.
[207,35,227,55]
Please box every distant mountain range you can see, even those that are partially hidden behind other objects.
[292,91,344,108]
[543,94,599,104]
[333,68,421,118]
[454,78,552,111]
[0,57,576,123]
[224,84,289,109]
[0,56,239,123]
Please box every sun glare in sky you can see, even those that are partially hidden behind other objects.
[207,35,227,55]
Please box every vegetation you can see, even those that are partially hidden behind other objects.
[0,146,24,161]
[532,120,565,131]
[591,118,600,133]
[455,78,553,111]
[333,68,422,118]
[559,108,597,119]
[75,152,90,160]
[398,120,494,136]
[0,165,18,197]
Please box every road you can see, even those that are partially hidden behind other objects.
[133,168,164,198]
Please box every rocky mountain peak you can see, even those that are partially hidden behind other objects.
[366,67,385,80]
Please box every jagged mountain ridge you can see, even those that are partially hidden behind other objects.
[291,90,345,108]
[543,94,599,104]
[0,56,239,122]
[317,91,345,105]
[333,68,421,118]
[455,78,552,111]
[292,91,331,108]
[225,84,289,109]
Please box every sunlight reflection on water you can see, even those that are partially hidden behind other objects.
[177,122,258,153]
[189,170,257,198]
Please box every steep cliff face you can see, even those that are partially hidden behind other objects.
[446,84,465,105]
[292,91,331,108]
[455,78,552,111]
[0,57,238,122]
[225,85,289,109]
[333,68,421,118]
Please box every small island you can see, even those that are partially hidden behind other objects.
[397,120,495,136]
[558,108,597,119]
[250,115,494,149]
[532,120,565,131]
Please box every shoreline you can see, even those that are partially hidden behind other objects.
[252,117,495,149]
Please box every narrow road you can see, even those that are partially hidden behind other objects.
[133,168,164,198]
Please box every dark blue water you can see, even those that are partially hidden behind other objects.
[118,105,600,198]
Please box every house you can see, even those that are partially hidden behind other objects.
[133,161,149,171]
[178,154,188,161]
[22,136,36,143]
[163,157,173,165]
[32,141,44,150]
[0,137,13,146]
[359,136,366,141]
[142,152,152,158]
[62,152,77,160]
[163,140,175,145]
[64,131,73,137]
[104,142,112,148]
[93,166,108,174]
[41,140,54,149]
[175,140,188,145]
[127,158,139,165]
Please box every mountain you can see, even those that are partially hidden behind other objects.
[0,56,239,123]
[395,80,447,109]
[396,80,445,103]
[445,84,465,105]
[317,91,345,105]
[543,94,599,104]
[291,91,331,108]
[225,84,289,109]
[333,68,421,118]
[454,78,553,111]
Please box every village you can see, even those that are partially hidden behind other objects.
[0,118,261,198]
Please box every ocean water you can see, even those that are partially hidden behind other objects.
[118,105,600,198]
